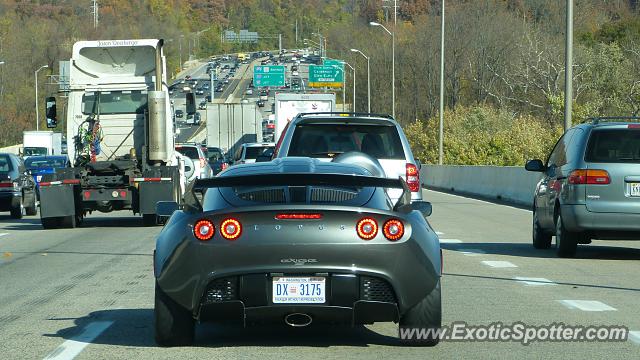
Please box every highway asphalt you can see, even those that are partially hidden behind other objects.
[1,189,638,359]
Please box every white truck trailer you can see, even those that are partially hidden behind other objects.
[22,131,63,157]
[273,93,335,143]
[38,39,184,228]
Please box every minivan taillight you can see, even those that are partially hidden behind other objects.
[200,158,206,169]
[568,169,611,185]
[406,163,420,192]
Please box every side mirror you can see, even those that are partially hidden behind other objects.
[156,201,179,217]
[46,97,57,128]
[395,200,432,217]
[525,159,546,172]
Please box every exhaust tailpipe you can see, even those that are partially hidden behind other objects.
[284,313,312,327]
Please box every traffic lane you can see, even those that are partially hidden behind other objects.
[0,211,159,359]
[425,189,640,348]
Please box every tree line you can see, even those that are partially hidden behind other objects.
[1,0,639,165]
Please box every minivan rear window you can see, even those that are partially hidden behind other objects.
[175,147,200,160]
[288,124,405,159]
[585,129,640,163]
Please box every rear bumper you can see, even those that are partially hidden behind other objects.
[197,273,399,325]
[561,204,640,234]
[0,191,21,210]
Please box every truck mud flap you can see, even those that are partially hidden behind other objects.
[138,181,176,215]
[39,184,77,218]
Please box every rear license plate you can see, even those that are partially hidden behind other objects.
[631,183,640,197]
[36,175,42,182]
[272,277,325,304]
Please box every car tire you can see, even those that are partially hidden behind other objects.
[25,195,38,216]
[532,207,551,249]
[10,197,24,219]
[155,283,195,346]
[399,280,441,346]
[143,214,158,226]
[555,213,578,258]
[41,217,61,229]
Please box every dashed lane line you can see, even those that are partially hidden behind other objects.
[481,260,518,268]
[557,300,617,312]
[459,249,486,256]
[435,231,444,236]
[513,277,556,286]
[439,239,462,244]
[629,331,640,344]
[0,233,8,237]
[43,321,114,360]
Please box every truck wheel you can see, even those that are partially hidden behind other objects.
[41,217,61,229]
[155,283,195,346]
[143,214,158,226]
[61,215,77,229]
[10,197,24,219]
[399,280,441,346]
[555,213,578,258]
[532,207,551,249]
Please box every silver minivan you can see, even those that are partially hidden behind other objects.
[274,112,422,202]
[525,118,640,257]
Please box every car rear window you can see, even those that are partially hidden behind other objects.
[585,129,640,163]
[0,155,12,172]
[244,146,274,160]
[175,147,200,159]
[287,124,406,159]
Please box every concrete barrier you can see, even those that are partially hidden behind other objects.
[421,165,543,207]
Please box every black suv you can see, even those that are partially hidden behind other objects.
[0,153,37,218]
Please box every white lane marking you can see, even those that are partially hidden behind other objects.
[435,231,444,236]
[514,277,556,286]
[439,239,462,244]
[43,321,114,360]
[424,189,530,213]
[460,249,486,256]
[481,260,518,268]
[0,233,8,237]
[557,300,617,312]
[629,331,640,344]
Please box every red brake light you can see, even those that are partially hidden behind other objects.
[383,219,404,241]
[275,213,323,220]
[406,163,420,192]
[0,182,12,188]
[628,124,640,128]
[194,219,215,241]
[356,217,378,240]
[568,169,610,185]
[200,158,206,168]
[220,218,242,240]
[221,163,228,170]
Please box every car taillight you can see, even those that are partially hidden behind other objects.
[194,219,215,241]
[356,217,378,240]
[200,158,206,168]
[220,218,242,240]
[383,219,404,241]
[628,124,640,129]
[275,213,323,220]
[406,163,420,192]
[568,169,611,185]
[221,163,228,170]
[0,181,12,188]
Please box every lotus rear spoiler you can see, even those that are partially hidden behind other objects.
[183,173,412,212]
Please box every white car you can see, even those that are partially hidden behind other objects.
[232,142,275,165]
[175,144,212,181]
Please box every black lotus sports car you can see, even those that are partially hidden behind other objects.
[153,155,442,346]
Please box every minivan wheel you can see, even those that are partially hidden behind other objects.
[555,213,578,258]
[532,207,552,249]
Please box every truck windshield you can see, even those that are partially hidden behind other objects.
[82,90,148,115]
[23,147,48,156]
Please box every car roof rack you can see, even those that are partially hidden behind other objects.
[294,112,395,120]
[583,116,640,124]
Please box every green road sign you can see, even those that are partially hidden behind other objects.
[323,59,343,66]
[309,64,344,88]
[253,65,285,87]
